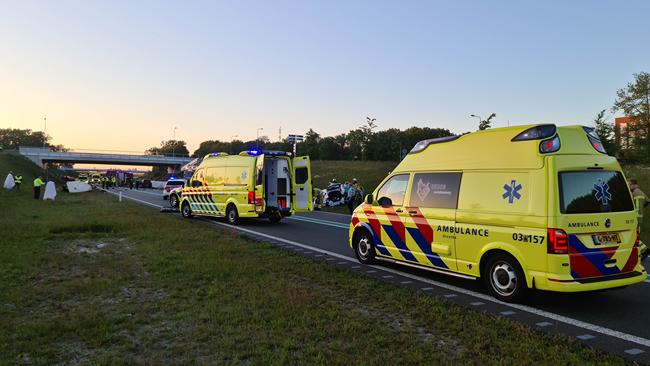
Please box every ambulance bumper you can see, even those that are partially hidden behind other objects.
[534,267,647,292]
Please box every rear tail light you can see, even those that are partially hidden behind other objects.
[547,228,569,254]
[635,226,640,247]
[588,136,607,154]
[248,191,262,206]
[539,135,561,153]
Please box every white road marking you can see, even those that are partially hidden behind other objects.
[444,294,457,298]
[102,189,164,209]
[500,311,516,316]
[577,334,596,340]
[129,189,164,197]
[470,302,485,306]
[400,281,413,284]
[113,190,650,349]
[625,348,645,356]
[288,215,348,229]
[421,287,434,291]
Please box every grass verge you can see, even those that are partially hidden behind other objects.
[0,192,630,364]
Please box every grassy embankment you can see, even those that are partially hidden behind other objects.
[0,152,630,364]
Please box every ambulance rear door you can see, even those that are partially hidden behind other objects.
[292,156,313,212]
[254,154,266,214]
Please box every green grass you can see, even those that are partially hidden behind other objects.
[0,154,631,364]
[311,160,397,192]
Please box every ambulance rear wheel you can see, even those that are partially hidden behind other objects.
[226,204,239,225]
[181,201,192,218]
[353,229,376,264]
[483,253,527,303]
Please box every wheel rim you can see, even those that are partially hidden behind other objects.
[228,209,236,222]
[490,261,517,297]
[171,196,177,207]
[357,236,371,259]
[182,204,190,216]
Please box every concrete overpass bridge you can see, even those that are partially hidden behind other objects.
[19,147,193,169]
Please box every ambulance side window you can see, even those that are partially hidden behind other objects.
[192,169,204,187]
[376,174,410,206]
[409,173,462,209]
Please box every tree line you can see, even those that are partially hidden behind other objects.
[189,122,453,161]
[593,71,650,163]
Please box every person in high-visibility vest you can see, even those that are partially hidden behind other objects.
[628,178,649,220]
[33,176,45,200]
[14,174,22,191]
[628,178,649,261]
[111,176,117,188]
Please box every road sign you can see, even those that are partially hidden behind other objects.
[288,134,304,143]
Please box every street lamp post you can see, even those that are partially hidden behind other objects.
[172,126,178,157]
[470,114,482,128]
[256,128,263,149]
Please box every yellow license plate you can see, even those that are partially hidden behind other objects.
[592,233,621,246]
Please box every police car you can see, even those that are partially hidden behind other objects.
[349,124,646,302]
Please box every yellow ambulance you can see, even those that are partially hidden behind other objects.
[349,124,646,302]
[179,150,312,224]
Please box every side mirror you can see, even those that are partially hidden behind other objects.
[377,196,392,207]
[365,194,373,204]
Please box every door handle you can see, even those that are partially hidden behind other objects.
[395,208,404,213]
[408,210,418,215]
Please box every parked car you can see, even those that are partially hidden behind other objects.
[163,179,185,200]
[140,179,152,189]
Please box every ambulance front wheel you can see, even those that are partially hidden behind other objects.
[181,201,193,218]
[483,253,527,303]
[226,204,239,225]
[353,229,376,264]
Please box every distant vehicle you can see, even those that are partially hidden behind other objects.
[78,173,89,183]
[140,179,152,189]
[163,179,185,200]
[90,174,102,184]
[350,124,646,303]
[179,150,313,224]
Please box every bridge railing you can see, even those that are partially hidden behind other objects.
[18,147,193,163]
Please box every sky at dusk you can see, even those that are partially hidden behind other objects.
[1,0,649,154]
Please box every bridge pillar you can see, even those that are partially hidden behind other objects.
[167,166,181,174]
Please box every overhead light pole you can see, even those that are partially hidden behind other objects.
[172,126,178,157]
[470,114,481,127]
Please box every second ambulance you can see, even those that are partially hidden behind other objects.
[349,124,646,302]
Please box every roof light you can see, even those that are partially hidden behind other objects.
[511,124,556,141]
[247,149,262,156]
[582,127,607,154]
[409,135,460,154]
[539,135,561,153]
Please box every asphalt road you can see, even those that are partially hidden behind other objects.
[104,187,650,361]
